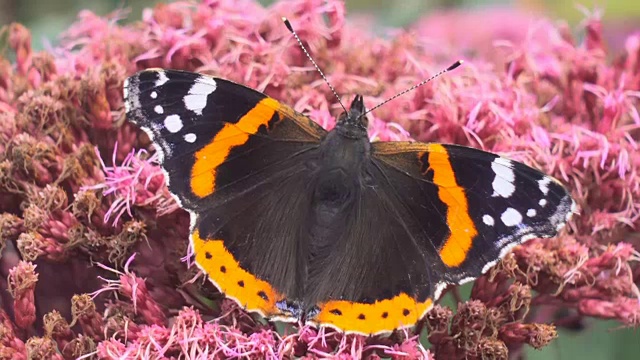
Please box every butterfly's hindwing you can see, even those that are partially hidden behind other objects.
[191,162,316,320]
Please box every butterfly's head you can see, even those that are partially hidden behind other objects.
[335,95,369,139]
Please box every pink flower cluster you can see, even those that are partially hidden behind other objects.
[0,0,639,359]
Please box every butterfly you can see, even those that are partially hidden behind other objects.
[122,21,575,336]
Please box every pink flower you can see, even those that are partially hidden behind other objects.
[94,254,167,326]
[86,144,170,226]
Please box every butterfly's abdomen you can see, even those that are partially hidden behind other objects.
[309,168,354,247]
[308,130,370,246]
[301,167,357,305]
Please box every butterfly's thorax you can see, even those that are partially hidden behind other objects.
[308,94,370,215]
[309,129,370,233]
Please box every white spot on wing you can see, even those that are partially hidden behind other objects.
[151,91,158,99]
[155,71,169,86]
[154,105,164,114]
[527,209,537,217]
[184,133,197,143]
[164,115,183,133]
[568,199,577,221]
[123,79,129,99]
[483,215,494,226]
[434,282,447,300]
[539,199,547,207]
[184,76,217,115]
[501,208,522,227]
[491,158,516,198]
[538,177,551,195]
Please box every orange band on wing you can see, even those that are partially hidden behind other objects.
[191,229,285,317]
[312,294,433,335]
[425,144,478,267]
[190,97,280,198]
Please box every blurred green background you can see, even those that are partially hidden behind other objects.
[2,0,639,359]
[2,0,640,49]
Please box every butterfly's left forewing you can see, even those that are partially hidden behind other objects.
[370,142,576,286]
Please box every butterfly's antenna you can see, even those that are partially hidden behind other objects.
[360,60,464,119]
[282,17,348,114]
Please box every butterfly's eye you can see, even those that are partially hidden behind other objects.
[336,111,350,124]
[357,114,369,129]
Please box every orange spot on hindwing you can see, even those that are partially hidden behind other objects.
[424,144,478,267]
[312,294,433,335]
[191,230,284,317]
[190,97,280,198]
